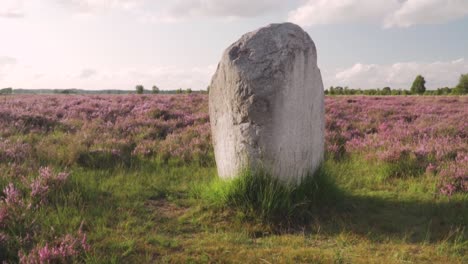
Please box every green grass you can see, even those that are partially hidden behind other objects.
[2,155,467,263]
[194,167,343,226]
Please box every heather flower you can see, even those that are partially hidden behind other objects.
[111,149,121,156]
[4,183,22,206]
[19,232,90,264]
[0,206,7,227]
[56,172,69,183]
[426,163,437,174]
[38,167,52,181]
[30,167,69,204]
[440,183,457,196]
[29,178,49,204]
[0,232,8,244]
[327,144,340,155]
[439,158,468,196]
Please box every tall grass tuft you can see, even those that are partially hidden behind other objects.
[196,166,343,225]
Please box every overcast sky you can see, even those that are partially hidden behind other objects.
[1,0,468,90]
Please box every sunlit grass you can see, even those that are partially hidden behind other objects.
[193,166,343,226]
[1,153,466,263]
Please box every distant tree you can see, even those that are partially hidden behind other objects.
[136,85,144,94]
[0,87,13,95]
[176,88,183,94]
[424,90,435,96]
[206,86,210,93]
[335,86,344,95]
[382,87,391,95]
[364,89,378,95]
[453,74,468,95]
[343,86,349,95]
[186,88,192,94]
[152,85,160,94]
[410,75,426,95]
[348,88,358,95]
[391,89,402,95]
[439,87,452,95]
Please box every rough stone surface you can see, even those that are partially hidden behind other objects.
[209,22,325,184]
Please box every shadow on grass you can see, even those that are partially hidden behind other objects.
[311,191,467,244]
[197,165,467,246]
[305,163,467,245]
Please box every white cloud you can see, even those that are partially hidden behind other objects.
[327,58,468,89]
[385,0,468,28]
[56,0,143,13]
[289,0,468,28]
[2,62,216,90]
[79,68,98,79]
[3,57,467,91]
[146,0,285,23]
[288,0,400,27]
[100,65,216,90]
[56,0,284,20]
[0,57,17,65]
[53,0,286,23]
[0,56,17,80]
[0,0,24,18]
[167,0,283,18]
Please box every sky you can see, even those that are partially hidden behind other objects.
[1,0,468,90]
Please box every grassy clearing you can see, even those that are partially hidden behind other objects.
[10,154,464,263]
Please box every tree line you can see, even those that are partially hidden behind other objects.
[3,74,467,96]
[325,74,468,96]
[0,87,205,95]
[135,85,197,94]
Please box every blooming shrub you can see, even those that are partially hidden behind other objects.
[0,139,32,163]
[439,153,468,196]
[0,168,88,262]
[30,167,69,205]
[18,231,89,264]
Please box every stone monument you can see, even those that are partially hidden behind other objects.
[209,22,325,184]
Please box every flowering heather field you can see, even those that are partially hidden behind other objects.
[0,94,211,166]
[0,94,211,262]
[326,96,467,195]
[0,94,467,263]
[1,95,465,194]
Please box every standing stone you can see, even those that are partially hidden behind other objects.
[209,22,325,184]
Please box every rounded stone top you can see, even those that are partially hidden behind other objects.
[221,22,318,80]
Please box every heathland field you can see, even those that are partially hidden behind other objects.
[0,95,466,263]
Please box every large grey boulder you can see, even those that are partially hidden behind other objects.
[209,22,325,184]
